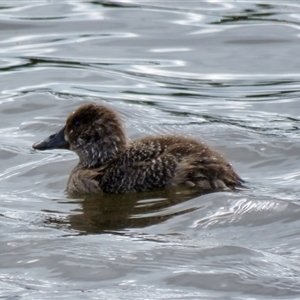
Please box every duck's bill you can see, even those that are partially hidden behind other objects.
[32,126,69,150]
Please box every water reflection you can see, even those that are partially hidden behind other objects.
[47,188,205,234]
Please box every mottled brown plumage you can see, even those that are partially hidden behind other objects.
[33,103,243,194]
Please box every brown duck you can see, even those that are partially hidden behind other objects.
[33,103,243,194]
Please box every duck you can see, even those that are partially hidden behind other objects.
[32,103,244,194]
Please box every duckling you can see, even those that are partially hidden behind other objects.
[33,103,244,194]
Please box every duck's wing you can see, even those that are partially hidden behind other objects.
[96,154,178,193]
[96,137,243,193]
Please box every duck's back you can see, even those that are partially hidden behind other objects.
[95,135,242,193]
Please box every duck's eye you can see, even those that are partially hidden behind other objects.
[74,120,82,127]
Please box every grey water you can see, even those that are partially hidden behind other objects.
[1,0,300,299]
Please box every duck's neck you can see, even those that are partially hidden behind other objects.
[77,140,127,168]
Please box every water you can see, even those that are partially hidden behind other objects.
[1,0,300,298]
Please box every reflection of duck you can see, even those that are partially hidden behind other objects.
[33,103,243,194]
[48,187,203,234]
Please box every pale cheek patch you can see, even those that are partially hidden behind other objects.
[65,129,73,142]
[65,133,70,143]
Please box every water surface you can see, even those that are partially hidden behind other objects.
[1,0,300,299]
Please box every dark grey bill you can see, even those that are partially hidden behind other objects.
[32,126,69,150]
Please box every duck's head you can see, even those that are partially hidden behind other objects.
[33,103,127,167]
